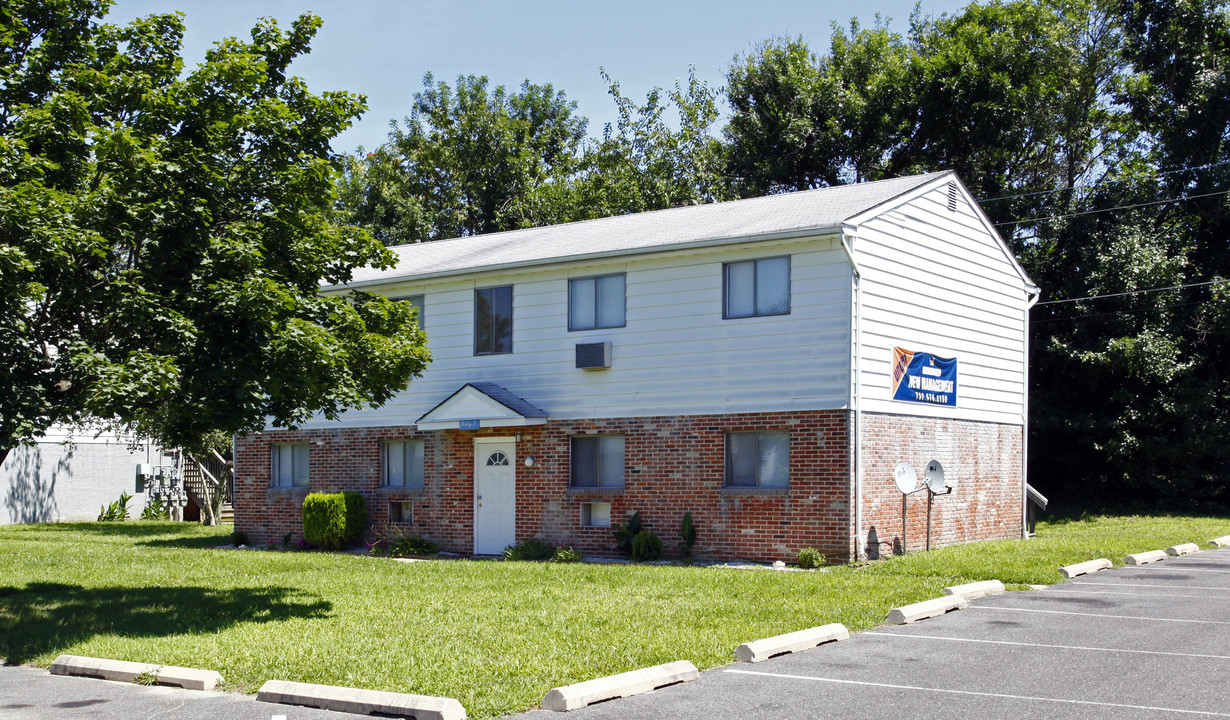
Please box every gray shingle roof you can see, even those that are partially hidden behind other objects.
[344,171,949,287]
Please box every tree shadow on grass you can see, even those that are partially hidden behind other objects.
[13,522,232,549]
[0,582,331,664]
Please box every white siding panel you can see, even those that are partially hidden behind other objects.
[295,236,853,428]
[855,183,1029,425]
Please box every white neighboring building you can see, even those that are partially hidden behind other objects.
[1,426,160,524]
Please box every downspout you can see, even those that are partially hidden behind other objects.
[1021,288,1040,537]
[841,229,864,560]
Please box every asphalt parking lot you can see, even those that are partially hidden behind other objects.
[3,546,1227,719]
[521,545,1230,719]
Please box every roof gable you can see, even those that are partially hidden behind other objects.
[416,382,548,431]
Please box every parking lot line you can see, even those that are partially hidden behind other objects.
[973,606,1230,624]
[860,631,1230,661]
[723,669,1230,717]
[1072,580,1230,590]
[1119,566,1230,574]
[1040,588,1228,599]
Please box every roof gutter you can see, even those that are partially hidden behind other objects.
[326,223,846,292]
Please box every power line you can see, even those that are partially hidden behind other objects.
[977,159,1230,204]
[994,189,1230,227]
[1030,299,1209,324]
[1036,279,1229,306]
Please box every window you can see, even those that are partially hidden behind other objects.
[389,501,414,523]
[383,439,424,488]
[580,502,611,527]
[271,443,309,488]
[724,257,790,318]
[569,274,626,330]
[725,432,789,488]
[391,295,424,327]
[475,285,512,354]
[570,435,625,488]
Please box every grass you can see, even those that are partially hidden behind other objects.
[0,513,1226,717]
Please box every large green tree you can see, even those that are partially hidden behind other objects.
[337,73,589,244]
[0,1,429,467]
[338,69,730,245]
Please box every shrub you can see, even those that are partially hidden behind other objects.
[230,530,248,546]
[503,538,554,561]
[302,491,368,550]
[797,547,825,569]
[631,530,664,561]
[678,512,697,558]
[551,546,583,563]
[390,535,438,556]
[97,492,132,522]
[612,510,643,556]
[368,524,439,556]
[140,497,169,521]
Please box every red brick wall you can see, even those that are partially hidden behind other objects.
[235,411,854,562]
[233,409,1023,562]
[858,412,1024,559]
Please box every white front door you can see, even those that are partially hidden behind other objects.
[474,440,516,554]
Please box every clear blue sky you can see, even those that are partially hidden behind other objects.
[105,0,969,154]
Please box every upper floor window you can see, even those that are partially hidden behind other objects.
[383,439,425,488]
[725,432,789,488]
[570,435,625,488]
[391,295,424,327]
[475,285,512,355]
[271,443,309,488]
[724,257,790,318]
[569,274,626,330]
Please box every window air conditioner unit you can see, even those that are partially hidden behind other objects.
[575,342,612,369]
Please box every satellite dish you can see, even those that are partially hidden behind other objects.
[925,460,947,493]
[893,463,918,494]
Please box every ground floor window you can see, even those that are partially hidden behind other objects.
[570,435,625,488]
[271,443,309,487]
[725,432,789,487]
[383,439,425,488]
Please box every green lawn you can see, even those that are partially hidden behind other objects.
[0,514,1226,718]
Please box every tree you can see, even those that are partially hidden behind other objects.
[337,73,589,244]
[570,67,732,217]
[0,1,429,468]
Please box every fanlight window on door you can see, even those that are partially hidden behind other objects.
[486,451,510,466]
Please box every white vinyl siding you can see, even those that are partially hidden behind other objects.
[383,439,424,488]
[271,444,309,487]
[302,235,853,427]
[852,181,1028,425]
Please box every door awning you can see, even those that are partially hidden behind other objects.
[415,382,549,431]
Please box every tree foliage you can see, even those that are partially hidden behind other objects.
[337,69,728,245]
[0,1,429,464]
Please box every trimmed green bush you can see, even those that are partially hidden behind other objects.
[302,491,368,550]
[503,538,554,561]
[797,547,825,569]
[631,529,664,561]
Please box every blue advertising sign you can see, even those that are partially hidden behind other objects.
[891,347,957,407]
